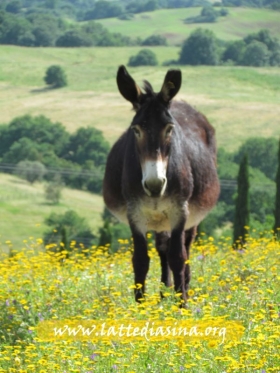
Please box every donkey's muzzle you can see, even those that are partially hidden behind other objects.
[143,177,167,197]
[142,159,168,197]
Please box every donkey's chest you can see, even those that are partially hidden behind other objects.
[133,198,174,233]
[112,197,208,234]
[133,197,209,233]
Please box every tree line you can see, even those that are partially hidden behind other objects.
[2,0,279,22]
[42,136,280,254]
[0,0,231,22]
[201,137,279,240]
[0,115,110,193]
[131,28,280,67]
[0,114,279,250]
[233,139,280,246]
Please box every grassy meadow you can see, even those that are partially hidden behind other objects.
[1,46,280,148]
[0,235,279,372]
[0,8,280,371]
[0,173,103,252]
[0,45,280,249]
[99,8,280,44]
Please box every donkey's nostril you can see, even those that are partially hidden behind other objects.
[144,178,166,196]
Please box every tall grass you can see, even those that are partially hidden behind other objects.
[0,232,279,372]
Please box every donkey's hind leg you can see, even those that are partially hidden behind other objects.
[155,231,172,298]
[184,226,197,294]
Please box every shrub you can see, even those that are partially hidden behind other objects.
[128,49,158,66]
[222,40,246,65]
[242,41,270,67]
[44,210,96,251]
[44,175,64,204]
[179,28,219,65]
[15,160,47,184]
[56,30,93,47]
[44,65,67,88]
[141,35,167,46]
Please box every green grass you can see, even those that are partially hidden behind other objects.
[98,8,280,45]
[0,173,103,252]
[0,46,280,148]
[0,235,279,372]
[0,45,280,248]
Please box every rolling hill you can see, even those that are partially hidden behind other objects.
[98,8,280,45]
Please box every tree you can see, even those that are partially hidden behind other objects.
[242,41,270,67]
[200,6,218,22]
[32,26,56,47]
[2,137,40,164]
[234,137,278,181]
[84,0,123,20]
[179,28,219,65]
[44,210,96,251]
[65,127,110,167]
[15,160,47,184]
[56,30,92,47]
[244,29,280,53]
[233,154,250,245]
[0,115,70,157]
[274,139,280,235]
[128,49,158,66]
[98,219,112,247]
[5,0,22,14]
[44,174,64,204]
[44,65,67,88]
[222,40,246,65]
[141,35,167,46]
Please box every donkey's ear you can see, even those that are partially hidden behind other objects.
[159,69,182,103]
[117,65,142,109]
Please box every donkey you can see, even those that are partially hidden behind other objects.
[103,66,220,303]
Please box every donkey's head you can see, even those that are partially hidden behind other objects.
[117,65,182,197]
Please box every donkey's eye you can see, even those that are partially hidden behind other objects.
[165,125,174,137]
[132,126,141,138]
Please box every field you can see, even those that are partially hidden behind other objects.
[0,45,280,248]
[0,8,280,371]
[99,8,280,44]
[1,46,280,148]
[0,234,279,372]
[0,173,103,252]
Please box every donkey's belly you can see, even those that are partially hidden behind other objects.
[111,198,209,233]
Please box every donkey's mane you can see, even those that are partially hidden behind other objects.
[142,80,155,96]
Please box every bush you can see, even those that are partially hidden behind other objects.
[222,40,246,65]
[44,174,64,204]
[5,0,22,13]
[84,1,123,20]
[56,30,93,47]
[15,160,46,184]
[179,28,219,65]
[234,137,278,181]
[44,210,96,251]
[128,49,158,66]
[242,41,270,67]
[118,13,134,20]
[141,35,167,46]
[44,65,67,88]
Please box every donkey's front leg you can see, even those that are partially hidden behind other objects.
[131,230,150,302]
[167,227,187,302]
[155,232,172,298]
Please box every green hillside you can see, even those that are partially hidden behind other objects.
[0,173,103,252]
[0,46,279,148]
[98,8,280,45]
[0,45,280,248]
